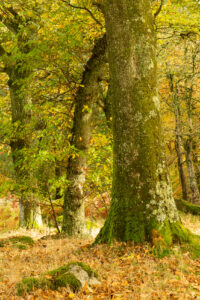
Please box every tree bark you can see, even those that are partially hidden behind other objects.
[7,65,43,228]
[184,84,200,204]
[62,35,107,235]
[185,138,200,204]
[0,10,43,228]
[95,0,191,245]
[168,75,189,201]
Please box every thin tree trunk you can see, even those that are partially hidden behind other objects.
[62,35,107,235]
[175,136,189,201]
[185,138,200,204]
[183,45,200,204]
[168,75,189,201]
[184,81,200,204]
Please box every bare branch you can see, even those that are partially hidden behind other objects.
[62,0,102,26]
[154,0,164,19]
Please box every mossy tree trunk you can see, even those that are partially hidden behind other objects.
[62,35,107,235]
[95,0,192,245]
[0,9,42,228]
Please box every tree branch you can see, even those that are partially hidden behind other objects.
[0,14,19,34]
[0,44,6,57]
[154,0,164,18]
[62,0,102,26]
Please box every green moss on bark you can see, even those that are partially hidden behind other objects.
[175,199,200,215]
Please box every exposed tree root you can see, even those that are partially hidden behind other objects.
[175,198,200,215]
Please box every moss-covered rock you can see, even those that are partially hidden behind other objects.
[68,262,98,278]
[0,235,34,250]
[17,277,52,296]
[9,236,34,246]
[16,262,100,296]
[54,273,81,292]
[14,243,28,250]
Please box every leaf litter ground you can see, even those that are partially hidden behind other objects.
[0,213,200,299]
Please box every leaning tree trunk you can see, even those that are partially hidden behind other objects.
[95,0,196,246]
[8,66,43,228]
[62,35,107,235]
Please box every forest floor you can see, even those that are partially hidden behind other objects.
[0,213,200,299]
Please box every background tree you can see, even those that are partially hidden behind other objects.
[0,1,43,227]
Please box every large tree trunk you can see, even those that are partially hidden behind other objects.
[62,35,107,235]
[95,0,194,245]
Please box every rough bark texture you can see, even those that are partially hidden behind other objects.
[95,0,195,246]
[103,85,112,128]
[62,35,107,235]
[183,44,200,205]
[175,137,189,201]
[185,138,200,204]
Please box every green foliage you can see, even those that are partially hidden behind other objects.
[0,203,19,231]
